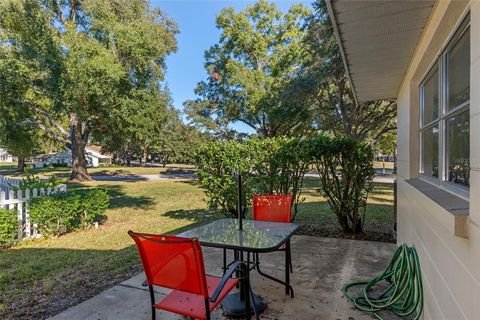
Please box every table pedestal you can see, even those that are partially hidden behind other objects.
[221,292,265,317]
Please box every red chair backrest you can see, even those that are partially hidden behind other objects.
[252,194,294,223]
[128,231,208,297]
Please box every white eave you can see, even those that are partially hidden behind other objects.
[326,0,435,104]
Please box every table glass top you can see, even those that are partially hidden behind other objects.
[177,218,298,251]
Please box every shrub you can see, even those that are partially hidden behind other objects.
[75,189,110,227]
[195,137,311,219]
[195,140,253,217]
[308,136,375,235]
[0,208,18,246]
[248,137,310,220]
[30,192,80,236]
[30,189,110,237]
[195,136,375,235]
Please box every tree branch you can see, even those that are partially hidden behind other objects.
[36,121,71,149]
[52,0,67,26]
[29,104,69,138]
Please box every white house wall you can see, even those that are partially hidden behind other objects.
[396,1,480,319]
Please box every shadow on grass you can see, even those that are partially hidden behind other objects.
[163,168,195,174]
[172,179,200,186]
[67,183,154,209]
[163,208,226,234]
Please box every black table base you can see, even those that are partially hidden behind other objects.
[221,292,265,317]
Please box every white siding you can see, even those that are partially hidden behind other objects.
[397,1,480,319]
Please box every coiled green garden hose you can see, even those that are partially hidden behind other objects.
[342,244,423,320]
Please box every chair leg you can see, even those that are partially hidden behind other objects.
[223,248,227,275]
[288,240,293,274]
[205,298,211,320]
[148,285,156,320]
[285,243,290,296]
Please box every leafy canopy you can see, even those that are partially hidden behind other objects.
[185,0,313,138]
[0,0,178,179]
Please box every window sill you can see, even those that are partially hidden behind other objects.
[406,178,469,238]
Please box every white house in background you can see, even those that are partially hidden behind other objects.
[0,148,16,162]
[327,0,477,318]
[33,146,112,168]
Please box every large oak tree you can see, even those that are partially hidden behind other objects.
[185,0,313,138]
[0,0,177,180]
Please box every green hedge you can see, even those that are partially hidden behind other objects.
[0,208,18,246]
[194,140,253,217]
[195,137,311,218]
[30,189,110,237]
[195,135,375,234]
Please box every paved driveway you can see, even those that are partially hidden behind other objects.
[49,236,396,320]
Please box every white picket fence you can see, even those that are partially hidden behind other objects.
[0,175,22,190]
[0,177,67,239]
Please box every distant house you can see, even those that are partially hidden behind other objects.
[0,148,16,163]
[33,146,112,168]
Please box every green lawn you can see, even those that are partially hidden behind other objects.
[0,177,393,320]
[0,163,195,178]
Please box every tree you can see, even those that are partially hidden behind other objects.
[0,0,177,180]
[185,0,313,138]
[0,37,59,172]
[295,0,396,142]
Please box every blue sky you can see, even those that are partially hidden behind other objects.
[150,0,313,133]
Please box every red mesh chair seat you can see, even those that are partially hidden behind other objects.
[252,194,293,223]
[250,194,295,297]
[128,231,249,320]
[252,195,293,254]
[156,275,238,320]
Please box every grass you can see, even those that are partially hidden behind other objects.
[297,178,393,225]
[0,163,195,178]
[0,177,393,320]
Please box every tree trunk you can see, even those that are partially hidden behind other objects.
[140,149,148,167]
[16,157,25,173]
[69,114,90,181]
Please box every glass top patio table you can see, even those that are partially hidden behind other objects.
[177,218,298,253]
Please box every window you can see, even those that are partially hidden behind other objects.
[419,16,470,194]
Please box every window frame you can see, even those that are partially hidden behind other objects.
[419,14,470,199]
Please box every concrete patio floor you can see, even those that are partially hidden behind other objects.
[49,236,396,320]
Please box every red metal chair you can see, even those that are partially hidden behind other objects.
[252,194,293,223]
[129,231,253,320]
[252,194,295,297]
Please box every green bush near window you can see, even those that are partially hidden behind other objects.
[0,208,18,246]
[30,189,110,237]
